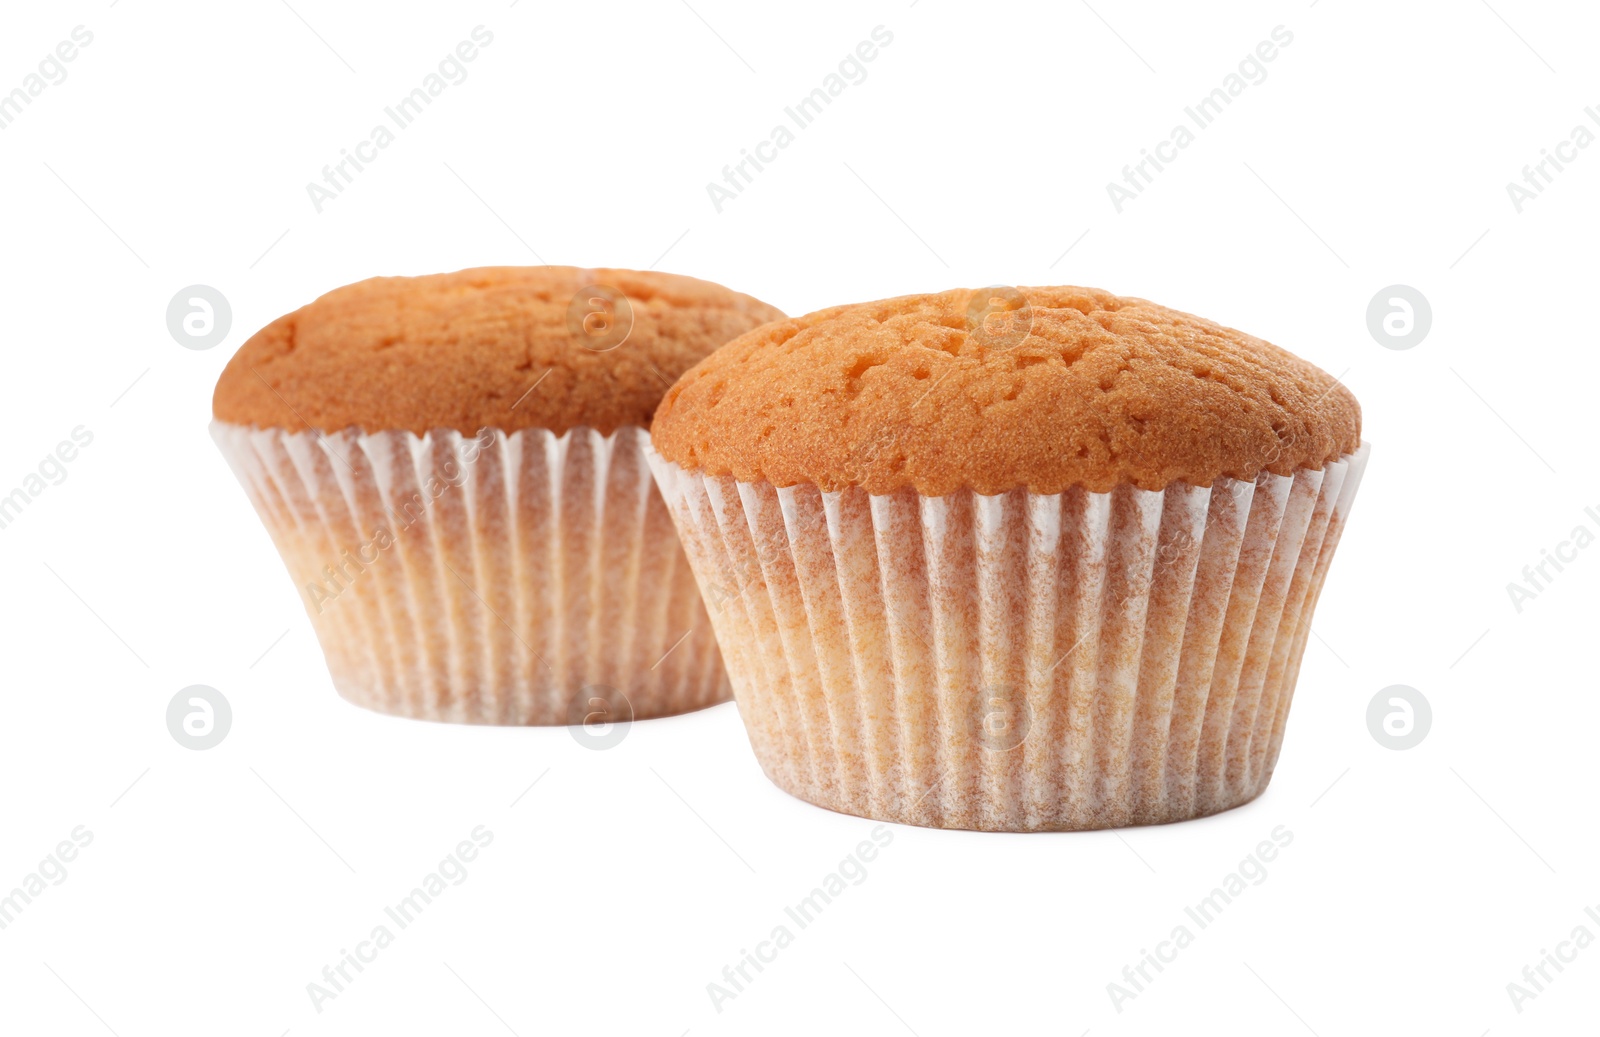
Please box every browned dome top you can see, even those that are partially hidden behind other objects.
[650,285,1360,495]
[213,266,785,435]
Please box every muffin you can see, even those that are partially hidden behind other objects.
[647,286,1367,830]
[212,266,784,724]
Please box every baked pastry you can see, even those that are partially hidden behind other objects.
[648,285,1366,829]
[213,266,784,724]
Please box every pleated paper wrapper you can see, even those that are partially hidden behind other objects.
[647,443,1369,831]
[212,422,728,724]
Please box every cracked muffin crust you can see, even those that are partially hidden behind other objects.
[650,285,1360,496]
[213,266,786,435]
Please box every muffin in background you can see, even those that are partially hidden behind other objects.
[212,266,784,725]
[648,285,1367,831]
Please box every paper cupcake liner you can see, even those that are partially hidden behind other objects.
[212,422,728,724]
[647,443,1369,831]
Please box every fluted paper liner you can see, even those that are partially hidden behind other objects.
[212,422,728,724]
[647,443,1369,831]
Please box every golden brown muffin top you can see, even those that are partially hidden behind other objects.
[651,286,1361,495]
[213,266,785,435]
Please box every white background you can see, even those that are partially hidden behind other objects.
[1,0,1596,1034]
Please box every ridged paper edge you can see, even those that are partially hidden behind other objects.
[647,444,1369,831]
[213,421,728,724]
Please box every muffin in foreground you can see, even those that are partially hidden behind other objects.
[212,266,784,724]
[648,286,1367,831]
